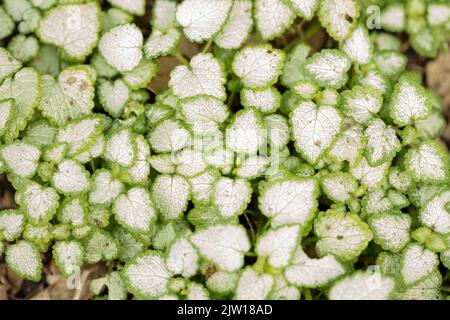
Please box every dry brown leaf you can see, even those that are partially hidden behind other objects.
[147,36,201,94]
[427,51,450,110]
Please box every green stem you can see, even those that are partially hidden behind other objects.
[202,38,213,53]
[174,51,190,66]
[90,160,96,172]
[243,211,256,244]
[303,21,322,40]
[303,288,313,300]
[442,286,450,293]
[227,87,236,108]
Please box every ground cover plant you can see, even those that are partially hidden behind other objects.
[0,0,450,300]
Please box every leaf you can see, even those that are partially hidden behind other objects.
[39,67,95,126]
[350,156,390,189]
[214,0,253,49]
[99,23,143,72]
[213,177,252,218]
[189,170,220,205]
[51,159,91,195]
[303,49,351,89]
[286,0,319,20]
[113,187,156,234]
[235,268,274,300]
[232,45,285,89]
[284,247,345,288]
[1,141,40,178]
[89,169,124,206]
[16,181,60,225]
[290,101,342,165]
[175,0,233,43]
[291,80,319,100]
[143,29,180,60]
[281,42,310,87]
[123,60,158,90]
[84,229,120,263]
[98,79,130,118]
[235,155,270,179]
[149,154,176,174]
[264,114,290,148]
[328,270,395,300]
[0,47,22,82]
[190,224,250,272]
[318,0,359,42]
[405,141,449,184]
[7,35,40,64]
[255,0,295,40]
[0,99,12,137]
[327,120,365,166]
[427,3,450,27]
[58,197,88,227]
[269,275,300,300]
[340,86,382,126]
[390,74,432,126]
[358,69,389,95]
[341,25,372,65]
[375,51,407,78]
[122,251,171,299]
[74,135,105,164]
[0,7,14,40]
[124,135,151,184]
[107,0,145,16]
[381,3,405,33]
[22,120,57,148]
[388,167,412,194]
[364,119,401,166]
[401,243,439,286]
[0,68,40,141]
[368,212,411,253]
[53,240,84,278]
[56,115,105,157]
[180,95,229,135]
[105,128,137,168]
[152,0,177,32]
[419,190,450,235]
[186,283,210,300]
[151,174,190,220]
[175,149,207,178]
[314,210,373,261]
[148,119,191,153]
[6,241,42,282]
[37,3,101,59]
[226,107,265,155]
[166,237,199,277]
[395,271,442,300]
[241,87,281,114]
[169,53,226,100]
[0,209,25,241]
[410,28,438,59]
[258,177,318,228]
[361,189,392,218]
[320,172,358,203]
[256,225,300,268]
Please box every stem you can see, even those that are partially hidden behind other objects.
[227,87,236,108]
[202,38,213,53]
[90,160,96,172]
[243,211,256,244]
[442,286,450,293]
[303,288,313,300]
[303,21,322,40]
[245,252,257,257]
[174,51,189,66]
